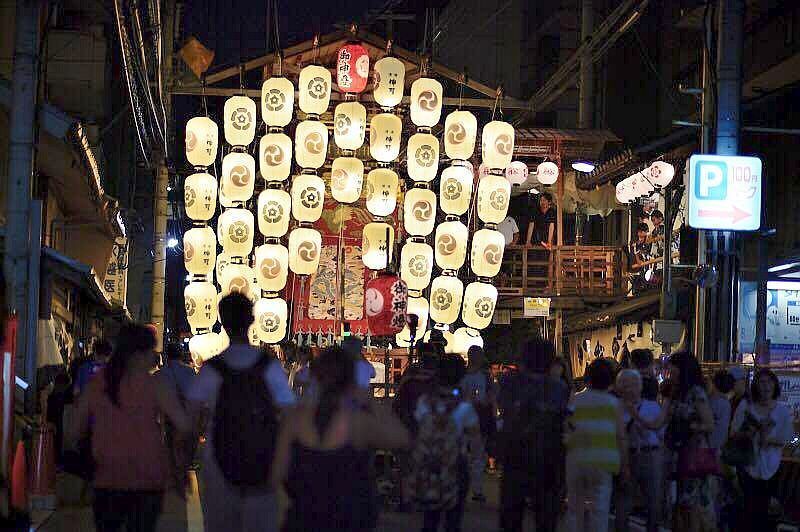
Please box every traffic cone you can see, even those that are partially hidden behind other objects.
[10,440,27,512]
[29,423,56,510]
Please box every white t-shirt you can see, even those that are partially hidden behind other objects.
[497,216,519,245]
[732,400,794,480]
[625,399,663,448]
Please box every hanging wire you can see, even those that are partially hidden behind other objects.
[458,71,465,109]
[491,86,503,121]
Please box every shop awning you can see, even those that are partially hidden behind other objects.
[563,292,661,334]
[41,247,112,309]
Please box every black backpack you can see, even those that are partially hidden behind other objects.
[208,353,278,489]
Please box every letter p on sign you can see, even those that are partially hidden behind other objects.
[694,161,727,199]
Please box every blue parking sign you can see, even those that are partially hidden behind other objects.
[688,154,762,231]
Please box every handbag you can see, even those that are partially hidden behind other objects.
[678,436,721,479]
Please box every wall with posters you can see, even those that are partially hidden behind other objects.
[739,281,800,361]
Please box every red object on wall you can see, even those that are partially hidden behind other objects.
[365,273,408,337]
[337,43,369,93]
[2,315,17,489]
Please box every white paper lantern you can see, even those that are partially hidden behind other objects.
[365,168,398,217]
[255,244,289,293]
[288,227,322,275]
[435,221,469,270]
[648,161,675,188]
[189,332,225,362]
[295,120,329,170]
[429,275,464,325]
[215,252,232,284]
[481,121,515,170]
[631,172,654,197]
[506,161,529,186]
[330,157,364,204]
[223,95,257,146]
[184,172,217,221]
[537,161,559,185]
[257,189,291,237]
[440,165,474,216]
[291,173,325,222]
[403,188,437,237]
[362,222,395,271]
[369,113,402,162]
[470,228,505,278]
[373,56,405,108]
[254,297,288,344]
[184,226,216,276]
[615,178,635,204]
[184,281,218,333]
[259,133,292,182]
[400,241,434,292]
[261,77,294,127]
[333,101,367,150]
[221,152,256,203]
[219,262,256,298]
[461,282,498,330]
[218,183,235,208]
[444,110,478,160]
[451,327,484,357]
[219,208,255,257]
[185,117,218,168]
[406,133,439,182]
[299,64,332,115]
[395,296,428,347]
[477,174,511,224]
[410,77,443,127]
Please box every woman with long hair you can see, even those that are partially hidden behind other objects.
[75,323,190,532]
[272,346,409,531]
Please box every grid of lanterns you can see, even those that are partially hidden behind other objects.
[615,161,675,204]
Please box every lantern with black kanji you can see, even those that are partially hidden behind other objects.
[365,273,408,336]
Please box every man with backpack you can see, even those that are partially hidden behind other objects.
[187,293,295,532]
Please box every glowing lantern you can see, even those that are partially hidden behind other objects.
[330,157,364,204]
[223,95,257,146]
[299,64,332,115]
[255,244,289,292]
[648,161,675,188]
[291,174,325,222]
[221,152,256,203]
[218,184,235,208]
[333,102,366,151]
[461,282,497,330]
[365,168,398,217]
[400,241,434,292]
[537,161,559,185]
[403,188,437,237]
[261,77,294,127]
[451,327,484,358]
[184,281,218,333]
[615,178,634,204]
[189,332,225,362]
[410,78,443,127]
[365,273,408,336]
[254,297,288,344]
[259,133,292,182]
[185,116,218,168]
[631,172,654,197]
[481,121,515,170]
[337,43,370,94]
[215,252,232,283]
[257,189,291,237]
[362,222,394,271]
[406,133,439,182]
[373,56,405,108]
[470,228,505,278]
[429,275,464,325]
[440,165,474,216]
[219,208,255,257]
[395,296,428,347]
[444,110,477,160]
[184,226,216,276]
[295,120,329,170]
[219,262,256,298]
[288,227,322,275]
[369,113,402,162]
[477,174,511,224]
[435,220,469,270]
[506,161,529,186]
[184,172,217,221]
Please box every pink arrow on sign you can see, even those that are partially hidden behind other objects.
[697,205,751,224]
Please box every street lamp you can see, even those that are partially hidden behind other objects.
[571,160,596,173]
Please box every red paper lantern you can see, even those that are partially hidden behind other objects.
[337,43,370,94]
[365,273,408,336]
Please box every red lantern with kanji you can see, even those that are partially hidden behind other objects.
[364,273,408,336]
[337,43,369,94]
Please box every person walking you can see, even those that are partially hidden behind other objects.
[459,346,494,503]
[74,324,190,532]
[272,346,409,531]
[709,370,734,451]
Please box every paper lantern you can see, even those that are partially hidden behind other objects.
[330,157,364,204]
[406,133,439,182]
[189,332,225,362]
[403,188,437,237]
[631,172,654,197]
[184,226,216,276]
[451,327,484,358]
[362,222,395,270]
[615,178,634,204]
[435,220,469,270]
[248,323,260,347]
[365,168,398,217]
[461,281,498,330]
[470,228,505,278]
[299,64,332,115]
[395,296,429,347]
[400,241,434,292]
[369,113,402,162]
[481,121,515,170]
[537,161,559,185]
[186,116,218,167]
[373,56,405,108]
[648,161,675,188]
[410,78,443,127]
[506,161,529,186]
[477,174,511,224]
[219,262,256,298]
[255,244,289,292]
[223,95,257,146]
[295,120,328,170]
[221,152,256,203]
[365,273,408,336]
[184,172,217,221]
[288,227,322,275]
[261,77,294,127]
[291,174,325,222]
[429,275,464,325]
[256,189,291,237]
[259,133,292,181]
[440,165,474,216]
[444,110,477,160]
[254,297,288,344]
[218,184,235,208]
[333,101,366,151]
[337,43,369,94]
[184,281,218,333]
[219,208,255,257]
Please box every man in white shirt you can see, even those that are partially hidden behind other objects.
[497,215,520,245]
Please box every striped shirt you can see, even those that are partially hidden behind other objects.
[566,389,621,474]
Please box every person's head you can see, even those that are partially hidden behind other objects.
[107,323,158,406]
[750,368,780,404]
[218,293,254,341]
[636,222,649,242]
[341,336,365,361]
[630,349,654,374]
[467,346,486,370]
[311,346,356,434]
[650,210,664,226]
[520,337,555,374]
[615,369,643,401]
[667,351,704,399]
[729,366,747,397]
[539,192,553,212]
[436,353,467,389]
[586,358,615,391]
[712,369,735,395]
[418,342,441,370]
[94,339,113,363]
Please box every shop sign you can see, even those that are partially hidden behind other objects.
[688,154,762,231]
[776,372,800,421]
[524,297,551,318]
